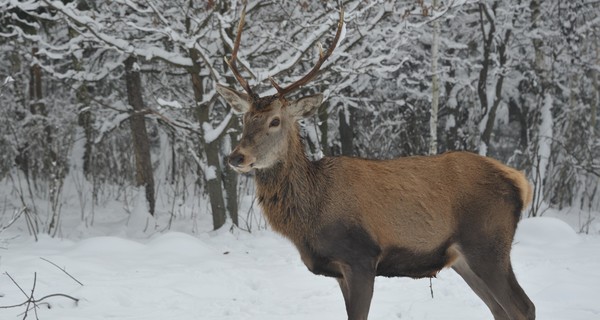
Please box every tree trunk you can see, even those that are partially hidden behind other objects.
[69,26,95,178]
[476,3,496,155]
[527,0,549,217]
[124,56,156,216]
[339,107,354,156]
[477,1,513,155]
[78,95,94,177]
[592,42,599,134]
[223,148,239,226]
[219,6,240,227]
[223,117,240,226]
[189,48,228,230]
[319,101,329,156]
[429,0,440,155]
[16,47,49,177]
[29,48,45,116]
[205,140,227,229]
[481,25,512,148]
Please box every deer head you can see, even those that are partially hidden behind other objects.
[217,3,344,173]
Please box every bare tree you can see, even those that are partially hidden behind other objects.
[124,56,156,216]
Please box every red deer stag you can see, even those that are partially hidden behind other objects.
[217,4,535,320]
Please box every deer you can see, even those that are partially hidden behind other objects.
[216,4,535,320]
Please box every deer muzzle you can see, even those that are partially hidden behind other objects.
[228,148,255,173]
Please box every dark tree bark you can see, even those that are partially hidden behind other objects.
[124,56,156,216]
[77,94,94,177]
[478,2,512,153]
[220,6,241,227]
[223,121,240,227]
[16,47,46,177]
[189,48,228,230]
[476,3,495,153]
[318,101,329,156]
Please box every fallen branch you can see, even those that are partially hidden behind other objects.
[0,272,79,320]
[40,257,84,286]
[0,293,79,309]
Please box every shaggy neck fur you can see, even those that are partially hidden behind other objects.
[254,124,329,241]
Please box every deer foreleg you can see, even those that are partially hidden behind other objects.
[339,264,376,320]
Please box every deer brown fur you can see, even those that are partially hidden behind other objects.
[217,4,535,320]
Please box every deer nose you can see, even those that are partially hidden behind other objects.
[228,152,245,168]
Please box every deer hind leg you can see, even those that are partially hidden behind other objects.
[505,266,536,320]
[452,257,511,319]
[460,245,535,320]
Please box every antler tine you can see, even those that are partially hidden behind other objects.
[224,1,256,99]
[270,6,345,99]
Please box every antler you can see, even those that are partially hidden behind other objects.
[224,1,257,99]
[269,7,345,99]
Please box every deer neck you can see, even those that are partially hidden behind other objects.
[254,129,325,238]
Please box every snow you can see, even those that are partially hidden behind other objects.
[203,111,233,144]
[2,76,14,85]
[1,210,600,320]
[157,98,183,109]
[478,141,487,156]
[46,1,193,67]
[445,114,456,130]
[204,165,217,181]
[260,19,340,83]
[513,217,580,247]
[94,111,130,144]
[126,190,156,236]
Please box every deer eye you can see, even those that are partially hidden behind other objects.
[269,118,280,128]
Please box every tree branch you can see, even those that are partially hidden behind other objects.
[40,257,84,286]
[1,272,79,319]
[42,0,193,68]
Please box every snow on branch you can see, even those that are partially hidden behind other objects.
[217,12,257,82]
[262,15,344,83]
[43,0,193,68]
[203,111,233,144]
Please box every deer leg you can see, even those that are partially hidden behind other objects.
[337,277,351,312]
[452,257,510,320]
[464,254,535,320]
[506,266,536,319]
[338,264,376,320]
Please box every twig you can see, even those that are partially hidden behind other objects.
[5,273,28,300]
[429,277,434,299]
[0,208,25,234]
[40,257,84,286]
[1,272,79,319]
[27,272,39,319]
[5,272,39,319]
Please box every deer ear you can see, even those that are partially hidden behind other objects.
[288,94,323,119]
[216,84,251,113]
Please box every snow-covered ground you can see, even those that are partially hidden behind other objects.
[1,203,599,319]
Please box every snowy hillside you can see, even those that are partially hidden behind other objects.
[1,213,599,320]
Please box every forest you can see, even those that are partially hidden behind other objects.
[0,0,599,235]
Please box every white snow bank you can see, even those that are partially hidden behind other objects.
[1,214,600,319]
[514,217,580,247]
[147,232,214,256]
